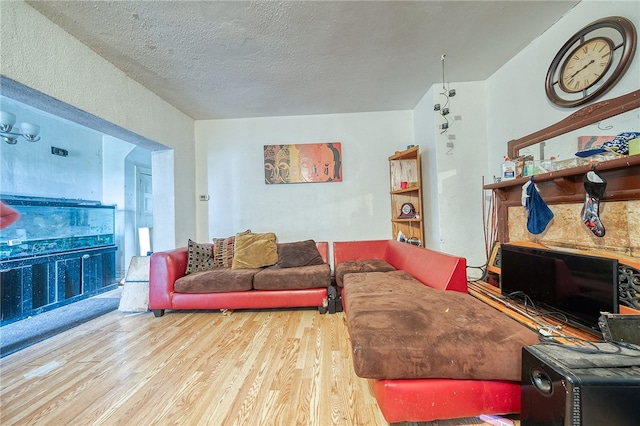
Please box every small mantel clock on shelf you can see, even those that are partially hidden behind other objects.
[389,145,424,246]
[545,16,637,108]
[398,202,417,219]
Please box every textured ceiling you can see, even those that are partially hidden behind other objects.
[26,1,580,120]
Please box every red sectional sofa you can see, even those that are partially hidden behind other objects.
[149,242,332,316]
[332,239,539,423]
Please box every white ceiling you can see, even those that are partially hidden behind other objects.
[26,1,580,120]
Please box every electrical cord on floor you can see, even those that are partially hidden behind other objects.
[466,263,487,283]
[506,291,570,325]
[467,282,640,355]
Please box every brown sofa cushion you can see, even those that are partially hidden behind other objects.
[253,264,331,290]
[334,259,396,287]
[276,240,324,268]
[344,270,539,381]
[185,240,215,274]
[174,268,260,293]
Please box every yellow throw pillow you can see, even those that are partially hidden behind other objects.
[231,232,278,269]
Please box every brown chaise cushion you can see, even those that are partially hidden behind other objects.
[253,264,331,290]
[276,240,325,268]
[174,268,260,293]
[334,259,396,287]
[344,271,539,381]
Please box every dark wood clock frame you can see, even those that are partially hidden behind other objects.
[545,16,637,108]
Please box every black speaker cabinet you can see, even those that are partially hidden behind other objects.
[521,344,640,426]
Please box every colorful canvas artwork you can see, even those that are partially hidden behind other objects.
[264,142,342,184]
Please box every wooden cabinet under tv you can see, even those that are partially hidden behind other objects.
[389,146,424,245]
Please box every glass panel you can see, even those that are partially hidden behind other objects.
[31,262,51,309]
[0,268,23,321]
[0,197,115,260]
[517,108,640,161]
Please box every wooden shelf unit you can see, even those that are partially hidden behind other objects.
[389,146,424,244]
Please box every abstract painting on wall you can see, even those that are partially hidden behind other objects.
[264,142,342,184]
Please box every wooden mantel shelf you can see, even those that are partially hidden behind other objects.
[484,154,640,202]
[484,154,640,243]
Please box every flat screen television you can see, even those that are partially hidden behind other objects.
[500,244,618,331]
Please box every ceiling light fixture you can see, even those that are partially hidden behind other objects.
[0,111,41,144]
[434,54,456,134]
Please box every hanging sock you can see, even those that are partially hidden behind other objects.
[581,170,607,237]
[523,176,554,235]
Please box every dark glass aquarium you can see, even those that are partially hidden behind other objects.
[1,195,118,325]
[0,195,115,261]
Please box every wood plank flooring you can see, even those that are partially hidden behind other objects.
[0,308,513,425]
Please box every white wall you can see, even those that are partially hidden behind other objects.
[0,97,104,200]
[1,1,196,250]
[486,0,640,178]
[413,86,440,251]
[195,111,413,245]
[102,136,137,276]
[102,138,154,276]
[434,82,488,272]
[413,82,489,271]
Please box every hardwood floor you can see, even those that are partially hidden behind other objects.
[0,308,512,425]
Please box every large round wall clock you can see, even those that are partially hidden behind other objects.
[545,16,637,108]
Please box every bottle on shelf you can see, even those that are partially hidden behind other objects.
[502,156,516,181]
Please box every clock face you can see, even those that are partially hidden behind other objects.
[399,202,416,218]
[545,16,637,108]
[559,37,613,93]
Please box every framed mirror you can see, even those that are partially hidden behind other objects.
[507,89,640,159]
